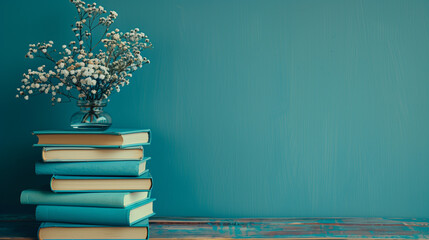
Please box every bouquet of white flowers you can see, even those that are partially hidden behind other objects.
[17,0,152,104]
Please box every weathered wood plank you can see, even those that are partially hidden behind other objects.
[1,215,429,239]
[149,218,429,239]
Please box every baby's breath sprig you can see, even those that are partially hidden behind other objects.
[17,0,152,105]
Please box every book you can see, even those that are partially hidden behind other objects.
[36,157,150,176]
[21,189,150,208]
[33,129,151,148]
[36,198,155,226]
[38,219,149,240]
[42,146,144,162]
[50,172,153,192]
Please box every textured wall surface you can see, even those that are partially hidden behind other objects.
[1,0,429,217]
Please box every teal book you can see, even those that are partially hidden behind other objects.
[33,128,151,148]
[36,198,155,226]
[21,189,151,208]
[50,172,153,192]
[38,219,149,240]
[36,157,150,176]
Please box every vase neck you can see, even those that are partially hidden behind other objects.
[77,99,108,108]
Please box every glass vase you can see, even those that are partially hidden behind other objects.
[70,99,112,130]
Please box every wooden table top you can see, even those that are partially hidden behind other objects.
[1,215,429,239]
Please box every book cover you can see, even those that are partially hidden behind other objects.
[36,198,156,226]
[40,218,149,227]
[50,172,153,192]
[42,146,144,162]
[21,189,151,208]
[36,157,150,176]
[33,128,149,135]
[33,128,151,148]
[38,219,149,240]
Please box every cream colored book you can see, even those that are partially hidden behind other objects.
[50,172,153,192]
[33,129,151,147]
[42,147,144,162]
[39,221,149,240]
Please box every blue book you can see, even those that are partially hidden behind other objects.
[38,219,149,240]
[36,157,150,176]
[33,128,151,148]
[36,198,155,226]
[50,172,153,192]
[21,189,151,208]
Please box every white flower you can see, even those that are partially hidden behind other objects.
[91,89,97,94]
[61,70,69,77]
[24,96,29,100]
[42,49,47,53]
[57,98,62,102]
[28,90,33,94]
[81,77,90,84]
[62,45,67,48]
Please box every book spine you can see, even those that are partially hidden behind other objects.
[36,161,141,176]
[36,205,130,226]
[41,218,149,227]
[20,190,126,208]
[34,143,150,148]
[20,190,33,205]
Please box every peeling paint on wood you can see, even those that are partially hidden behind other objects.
[1,215,429,239]
[149,217,429,239]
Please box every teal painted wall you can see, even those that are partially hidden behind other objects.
[1,0,429,217]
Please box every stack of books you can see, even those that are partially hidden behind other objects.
[20,129,154,240]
